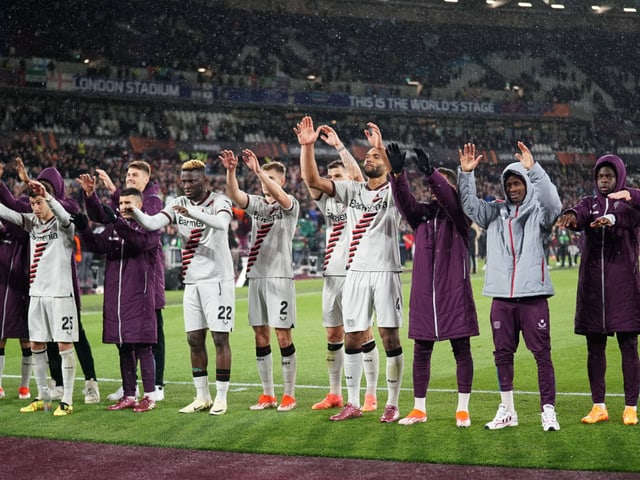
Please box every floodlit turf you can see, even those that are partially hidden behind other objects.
[0,263,638,472]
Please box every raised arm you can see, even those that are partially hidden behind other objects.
[242,149,292,210]
[95,168,117,195]
[0,179,30,213]
[219,150,250,208]
[294,116,334,197]
[365,122,391,173]
[527,162,562,229]
[456,143,497,228]
[28,180,72,229]
[318,124,363,182]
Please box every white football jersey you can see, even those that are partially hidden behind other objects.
[244,194,299,279]
[333,180,402,272]
[315,194,348,276]
[23,214,75,297]
[163,192,234,284]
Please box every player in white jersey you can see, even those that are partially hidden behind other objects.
[294,119,380,412]
[296,117,404,422]
[220,148,299,412]
[126,159,235,416]
[0,180,77,416]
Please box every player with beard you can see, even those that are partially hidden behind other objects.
[294,117,380,412]
[125,159,235,416]
[299,121,404,423]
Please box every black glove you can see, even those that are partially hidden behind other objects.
[70,212,89,230]
[385,142,406,175]
[102,204,118,224]
[414,147,433,175]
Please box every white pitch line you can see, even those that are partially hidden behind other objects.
[3,375,617,397]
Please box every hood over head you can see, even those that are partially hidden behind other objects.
[36,167,65,199]
[500,162,533,206]
[594,154,626,197]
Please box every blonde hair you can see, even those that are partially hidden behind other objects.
[181,159,206,171]
[262,161,286,176]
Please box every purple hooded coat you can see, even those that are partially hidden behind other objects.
[390,170,479,341]
[77,217,158,344]
[87,183,165,310]
[0,219,29,338]
[566,154,640,335]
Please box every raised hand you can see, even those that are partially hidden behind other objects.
[28,180,47,197]
[218,150,238,170]
[414,147,433,175]
[385,143,406,175]
[318,125,342,148]
[556,212,578,230]
[15,157,30,183]
[458,143,483,173]
[515,141,534,170]
[364,122,384,149]
[77,173,97,196]
[293,116,321,146]
[95,168,116,193]
[241,149,260,174]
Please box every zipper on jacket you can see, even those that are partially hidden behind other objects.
[508,205,519,297]
[432,217,439,340]
[117,239,125,344]
[600,198,608,331]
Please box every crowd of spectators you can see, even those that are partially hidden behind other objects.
[5,1,640,150]
[4,1,640,280]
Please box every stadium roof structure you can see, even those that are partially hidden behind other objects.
[222,0,640,32]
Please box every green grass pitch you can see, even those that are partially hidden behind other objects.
[0,264,638,473]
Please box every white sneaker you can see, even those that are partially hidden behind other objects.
[49,385,64,401]
[107,385,139,402]
[83,379,100,404]
[209,398,228,416]
[541,404,560,431]
[106,386,124,402]
[485,403,518,430]
[179,398,212,414]
[152,385,164,402]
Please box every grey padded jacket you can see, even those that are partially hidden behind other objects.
[457,161,561,299]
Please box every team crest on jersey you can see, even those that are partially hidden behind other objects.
[537,318,547,330]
